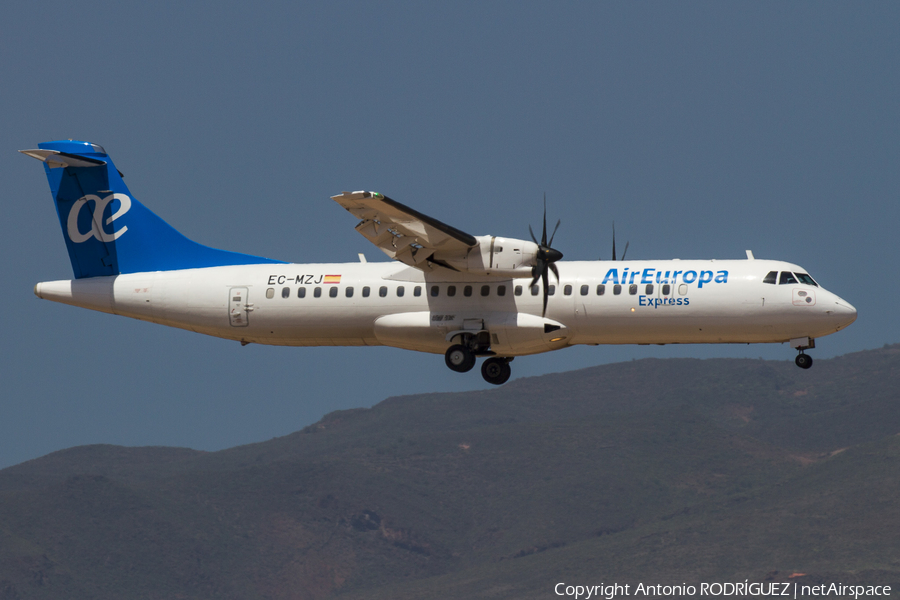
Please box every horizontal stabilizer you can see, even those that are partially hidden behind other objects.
[20,149,107,169]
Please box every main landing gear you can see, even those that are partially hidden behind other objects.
[444,333,513,385]
[481,357,512,385]
[791,337,815,369]
[445,345,476,373]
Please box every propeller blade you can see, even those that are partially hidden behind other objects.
[548,219,561,247]
[529,262,542,289]
[526,195,563,317]
[549,261,560,282]
[621,241,629,261]
[541,195,548,246]
[541,266,549,317]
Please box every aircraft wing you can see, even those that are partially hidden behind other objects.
[332,191,477,268]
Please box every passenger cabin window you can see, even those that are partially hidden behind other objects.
[515,285,523,296]
[629,284,638,295]
[597,284,605,296]
[548,285,556,296]
[779,271,798,285]
[282,287,290,298]
[266,288,275,299]
[314,287,322,298]
[379,286,387,297]
[430,285,439,297]
[345,287,353,298]
[397,286,405,297]
[613,284,622,295]
[580,285,589,296]
[414,286,422,296]
[564,285,572,296]
[464,285,473,297]
[447,285,456,297]
[531,285,540,296]
[497,285,506,297]
[481,285,490,297]
[297,287,306,298]
[329,287,338,298]
[763,271,778,284]
[678,284,688,295]
[362,286,370,297]
[645,284,653,294]
[795,273,818,287]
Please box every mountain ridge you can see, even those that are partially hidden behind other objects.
[1,345,898,599]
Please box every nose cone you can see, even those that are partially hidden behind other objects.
[830,295,857,330]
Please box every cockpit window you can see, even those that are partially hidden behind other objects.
[763,271,777,284]
[795,273,818,287]
[779,271,798,285]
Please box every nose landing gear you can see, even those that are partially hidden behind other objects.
[791,337,815,369]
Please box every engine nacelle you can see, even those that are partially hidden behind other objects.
[436,236,538,278]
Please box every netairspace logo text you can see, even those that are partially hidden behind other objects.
[554,581,892,599]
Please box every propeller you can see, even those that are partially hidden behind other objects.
[611,222,629,261]
[528,195,564,317]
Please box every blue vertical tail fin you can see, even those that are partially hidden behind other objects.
[22,140,283,279]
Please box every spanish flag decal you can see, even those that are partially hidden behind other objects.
[323,275,341,284]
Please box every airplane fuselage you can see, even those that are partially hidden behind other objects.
[35,258,857,356]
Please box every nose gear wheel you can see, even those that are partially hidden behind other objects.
[795,353,813,369]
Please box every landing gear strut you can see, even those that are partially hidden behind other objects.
[481,357,512,385]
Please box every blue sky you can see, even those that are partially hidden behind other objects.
[2,2,897,469]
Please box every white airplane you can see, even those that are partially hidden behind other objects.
[23,141,857,385]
